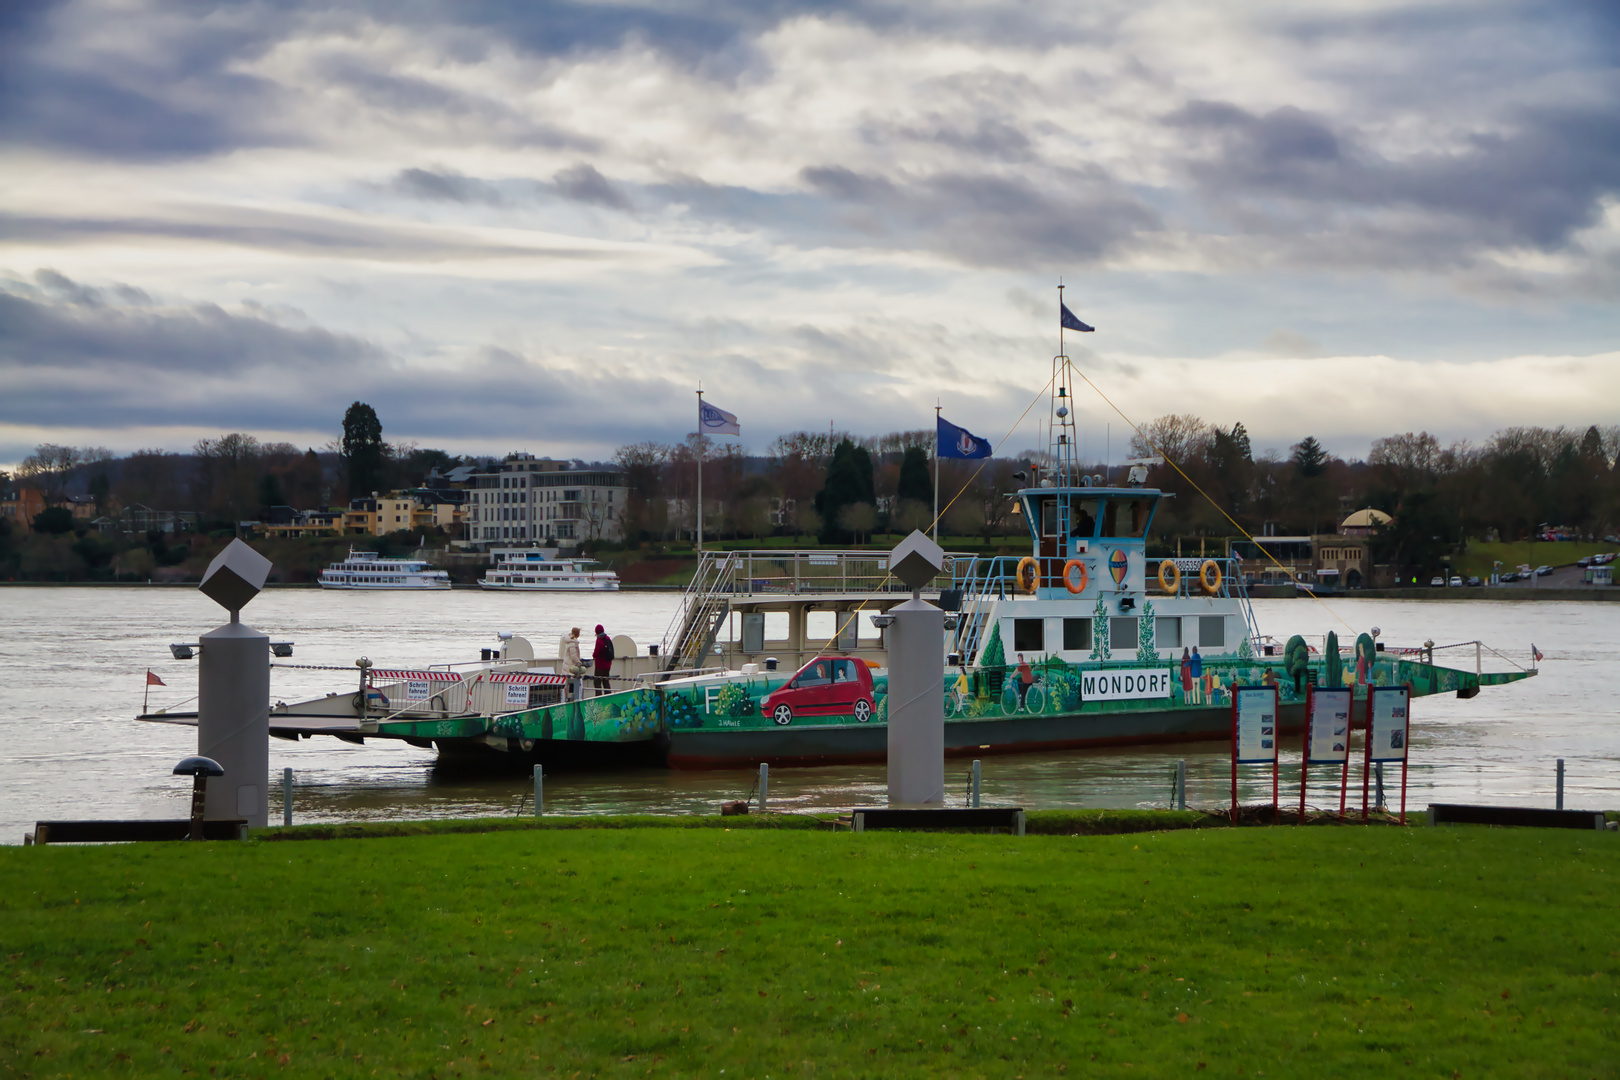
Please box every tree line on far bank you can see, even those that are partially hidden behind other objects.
[3,399,1617,583]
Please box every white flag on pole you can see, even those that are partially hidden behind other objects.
[699,400,740,437]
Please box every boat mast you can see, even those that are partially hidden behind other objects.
[932,398,941,543]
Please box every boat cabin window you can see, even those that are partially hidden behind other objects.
[1062,618,1091,651]
[1199,616,1225,648]
[1100,498,1152,539]
[1156,616,1182,649]
[1110,617,1139,651]
[1013,618,1044,653]
[1039,498,1058,538]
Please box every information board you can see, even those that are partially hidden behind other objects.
[1306,687,1352,764]
[1367,686,1410,762]
[1233,686,1279,763]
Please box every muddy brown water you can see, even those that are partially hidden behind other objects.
[1,589,1612,842]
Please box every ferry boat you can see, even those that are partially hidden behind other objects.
[317,549,451,590]
[479,549,619,592]
[154,319,1535,771]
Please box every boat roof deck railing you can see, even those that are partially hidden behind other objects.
[660,549,975,667]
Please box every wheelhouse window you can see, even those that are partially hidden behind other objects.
[1098,498,1151,538]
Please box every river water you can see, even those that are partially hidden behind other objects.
[1,588,1612,842]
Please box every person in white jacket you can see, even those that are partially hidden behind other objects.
[564,627,584,700]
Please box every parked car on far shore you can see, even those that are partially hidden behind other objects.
[1536,565,1553,576]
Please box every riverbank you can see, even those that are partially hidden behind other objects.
[4,823,1614,1077]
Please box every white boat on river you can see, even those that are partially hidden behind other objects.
[478,550,619,592]
[317,549,451,590]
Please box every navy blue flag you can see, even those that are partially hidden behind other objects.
[1060,302,1095,333]
[937,417,993,459]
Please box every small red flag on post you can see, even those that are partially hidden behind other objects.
[146,670,166,687]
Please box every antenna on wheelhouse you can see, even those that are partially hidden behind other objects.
[1054,283,1078,488]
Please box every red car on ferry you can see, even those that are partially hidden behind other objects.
[760,656,875,725]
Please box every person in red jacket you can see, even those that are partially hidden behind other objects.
[592,624,615,696]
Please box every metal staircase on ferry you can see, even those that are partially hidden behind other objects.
[661,551,735,672]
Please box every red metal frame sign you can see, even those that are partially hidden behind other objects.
[1362,685,1411,823]
[1231,685,1280,821]
[1300,686,1353,822]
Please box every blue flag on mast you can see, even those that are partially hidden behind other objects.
[1060,302,1094,333]
[937,416,993,459]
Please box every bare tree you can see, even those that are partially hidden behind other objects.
[1128,414,1212,465]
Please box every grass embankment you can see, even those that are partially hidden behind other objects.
[5,824,1616,1078]
[1456,540,1617,580]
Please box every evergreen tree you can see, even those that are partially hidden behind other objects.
[1291,436,1327,478]
[896,446,932,505]
[341,402,385,499]
[814,439,875,543]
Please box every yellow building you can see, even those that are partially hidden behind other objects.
[343,495,417,535]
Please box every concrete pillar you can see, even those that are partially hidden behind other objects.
[886,596,944,806]
[198,620,270,827]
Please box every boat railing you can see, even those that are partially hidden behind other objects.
[660,548,971,670]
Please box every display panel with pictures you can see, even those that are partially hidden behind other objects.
[1233,686,1279,763]
[1368,686,1410,762]
[1306,687,1352,764]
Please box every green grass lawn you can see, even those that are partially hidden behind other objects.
[4,823,1616,1078]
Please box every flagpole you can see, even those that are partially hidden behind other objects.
[144,670,150,714]
[932,400,941,543]
[696,386,704,554]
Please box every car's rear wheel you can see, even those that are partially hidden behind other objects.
[853,699,872,723]
[772,704,793,726]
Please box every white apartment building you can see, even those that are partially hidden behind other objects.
[464,454,627,547]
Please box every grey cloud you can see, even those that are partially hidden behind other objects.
[393,168,507,205]
[551,164,634,211]
[0,209,617,263]
[1168,101,1620,255]
[0,1,291,160]
[798,165,1159,267]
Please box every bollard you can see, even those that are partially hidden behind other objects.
[533,764,544,818]
[1556,758,1564,810]
[282,767,293,828]
[1176,759,1187,811]
[971,759,981,808]
[758,762,769,812]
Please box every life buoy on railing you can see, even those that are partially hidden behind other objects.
[1062,559,1088,594]
[1199,559,1223,595]
[1157,560,1180,593]
[1015,556,1040,594]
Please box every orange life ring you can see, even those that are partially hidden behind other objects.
[1015,556,1040,594]
[1157,560,1180,593]
[1062,559,1088,594]
[1199,559,1223,595]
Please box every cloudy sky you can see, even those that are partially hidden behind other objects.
[3,0,1617,470]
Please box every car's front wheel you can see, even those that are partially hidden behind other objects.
[853,699,872,723]
[772,703,793,726]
